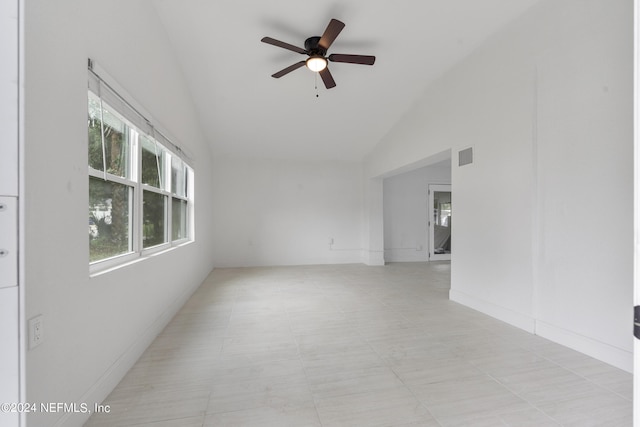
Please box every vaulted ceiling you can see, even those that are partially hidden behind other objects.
[153,0,543,162]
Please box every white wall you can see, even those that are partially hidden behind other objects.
[23,1,215,426]
[366,0,633,371]
[533,1,633,369]
[211,156,363,267]
[383,161,451,262]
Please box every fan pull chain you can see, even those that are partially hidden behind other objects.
[315,73,319,98]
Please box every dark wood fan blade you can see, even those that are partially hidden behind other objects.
[318,19,345,51]
[319,67,336,89]
[261,37,307,55]
[272,61,306,78]
[328,54,376,65]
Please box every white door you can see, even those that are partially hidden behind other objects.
[428,184,451,261]
[0,1,22,427]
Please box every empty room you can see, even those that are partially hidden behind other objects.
[0,0,635,426]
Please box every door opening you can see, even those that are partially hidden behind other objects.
[428,184,451,261]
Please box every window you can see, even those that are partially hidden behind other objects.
[140,135,164,187]
[142,190,167,248]
[88,68,193,271]
[170,156,190,241]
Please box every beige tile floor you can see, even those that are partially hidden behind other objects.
[85,262,632,426]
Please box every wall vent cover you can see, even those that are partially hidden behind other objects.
[458,147,473,167]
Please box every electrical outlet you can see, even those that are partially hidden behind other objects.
[29,315,44,349]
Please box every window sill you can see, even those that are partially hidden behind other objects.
[89,240,194,278]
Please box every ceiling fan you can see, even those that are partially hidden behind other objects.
[261,19,376,89]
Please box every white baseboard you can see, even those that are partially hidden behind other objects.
[449,289,535,333]
[384,249,428,263]
[535,320,632,373]
[55,279,203,427]
[449,289,632,373]
[363,250,385,266]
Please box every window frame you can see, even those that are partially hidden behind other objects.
[168,153,191,245]
[88,80,194,275]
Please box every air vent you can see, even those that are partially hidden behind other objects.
[458,147,473,167]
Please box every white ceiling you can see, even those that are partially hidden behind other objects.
[153,0,542,162]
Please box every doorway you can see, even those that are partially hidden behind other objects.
[428,184,451,261]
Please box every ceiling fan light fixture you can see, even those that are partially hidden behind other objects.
[262,19,375,89]
[306,55,327,72]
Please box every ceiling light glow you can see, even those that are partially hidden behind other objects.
[306,56,328,72]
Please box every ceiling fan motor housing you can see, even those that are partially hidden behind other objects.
[304,36,326,56]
